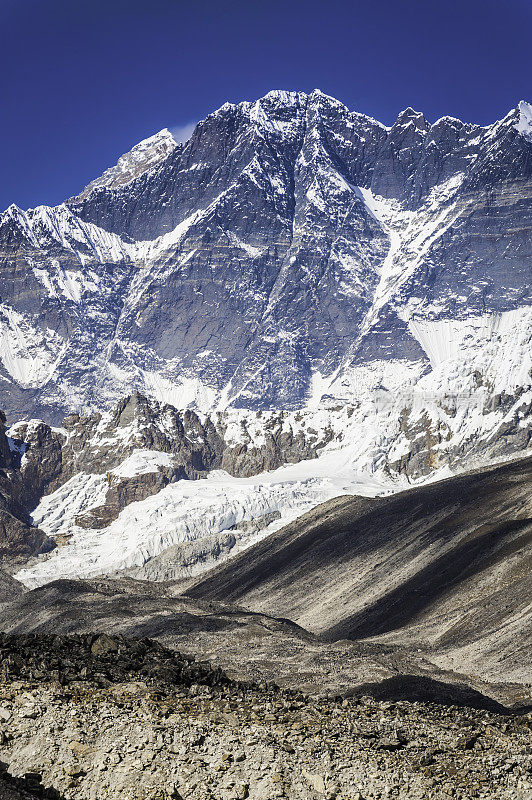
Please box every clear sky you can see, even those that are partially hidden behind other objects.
[1,0,531,211]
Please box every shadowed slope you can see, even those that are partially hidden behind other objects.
[186,457,532,683]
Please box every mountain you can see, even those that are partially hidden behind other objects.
[5,392,386,587]
[0,93,531,799]
[0,90,531,586]
[0,90,530,424]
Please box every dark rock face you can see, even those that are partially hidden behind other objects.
[9,423,64,511]
[57,392,327,487]
[0,632,232,690]
[74,470,177,529]
[0,414,56,567]
[0,571,25,605]
[0,514,51,566]
[58,393,225,480]
[0,91,529,421]
[0,412,13,469]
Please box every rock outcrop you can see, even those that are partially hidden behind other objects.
[0,414,55,567]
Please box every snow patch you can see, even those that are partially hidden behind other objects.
[0,304,67,388]
[409,308,532,390]
[33,263,101,304]
[111,449,174,479]
[30,473,109,538]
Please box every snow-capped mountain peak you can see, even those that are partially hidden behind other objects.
[516,99,532,142]
[73,126,178,202]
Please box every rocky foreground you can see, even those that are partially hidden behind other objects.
[0,634,530,800]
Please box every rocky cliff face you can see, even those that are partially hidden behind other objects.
[0,414,55,567]
[3,391,335,541]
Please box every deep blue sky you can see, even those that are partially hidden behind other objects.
[1,0,531,211]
